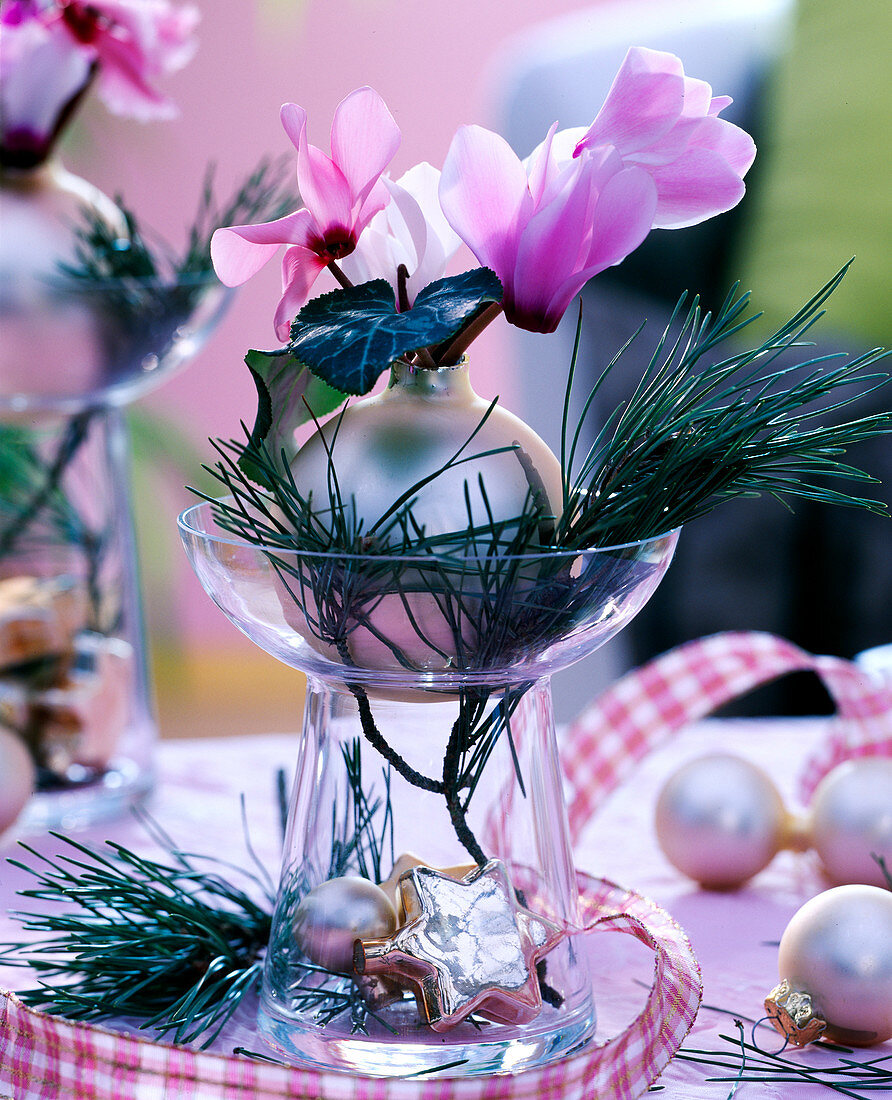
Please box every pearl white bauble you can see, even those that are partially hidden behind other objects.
[285,360,563,675]
[0,727,36,834]
[809,757,892,887]
[291,360,563,542]
[293,876,397,972]
[655,753,793,888]
[777,884,892,1044]
[0,161,123,409]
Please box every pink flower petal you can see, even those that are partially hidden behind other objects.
[329,86,401,211]
[709,95,733,117]
[210,210,313,287]
[679,75,713,120]
[578,46,685,157]
[94,35,175,120]
[525,121,559,205]
[439,124,531,282]
[690,114,757,176]
[543,166,656,329]
[275,246,327,341]
[649,147,748,229]
[510,154,608,326]
[280,102,354,237]
[584,164,657,271]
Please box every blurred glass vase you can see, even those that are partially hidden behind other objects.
[0,160,231,828]
[180,499,677,1077]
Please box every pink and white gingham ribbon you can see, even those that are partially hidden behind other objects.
[0,871,699,1100]
[563,630,892,843]
[4,630,887,1099]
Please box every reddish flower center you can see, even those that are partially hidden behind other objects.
[61,2,104,44]
[310,226,356,262]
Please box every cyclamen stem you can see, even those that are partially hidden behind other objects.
[435,301,504,366]
[443,704,488,866]
[328,261,354,290]
[334,638,443,795]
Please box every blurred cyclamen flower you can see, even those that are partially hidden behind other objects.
[211,86,401,341]
[339,162,461,306]
[439,46,755,334]
[0,0,199,168]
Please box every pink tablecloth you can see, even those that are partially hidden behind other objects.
[1,719,888,1098]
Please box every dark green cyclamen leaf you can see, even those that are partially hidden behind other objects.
[288,268,503,396]
[238,348,346,487]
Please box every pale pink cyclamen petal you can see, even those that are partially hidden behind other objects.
[280,103,350,224]
[85,0,200,70]
[93,34,177,119]
[581,47,686,156]
[538,167,655,326]
[574,46,755,229]
[339,163,460,304]
[690,113,757,175]
[275,247,328,341]
[439,125,531,283]
[648,148,747,229]
[510,154,606,324]
[525,122,561,206]
[578,165,657,278]
[709,95,733,117]
[210,210,314,287]
[0,16,92,151]
[329,86,401,213]
[511,155,657,333]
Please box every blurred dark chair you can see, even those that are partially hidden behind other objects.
[493,0,890,717]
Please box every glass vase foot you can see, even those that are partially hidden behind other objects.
[258,989,595,1077]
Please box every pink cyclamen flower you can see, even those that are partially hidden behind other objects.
[0,0,199,167]
[211,87,401,341]
[439,122,657,334]
[572,46,757,229]
[439,46,755,333]
[77,0,200,122]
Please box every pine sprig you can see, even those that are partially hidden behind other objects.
[191,266,891,866]
[61,156,297,286]
[2,819,273,1048]
[677,1020,892,1098]
[559,267,891,547]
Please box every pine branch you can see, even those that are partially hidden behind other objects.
[1,816,273,1047]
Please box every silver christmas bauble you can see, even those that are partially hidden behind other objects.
[655,753,796,888]
[1,161,123,412]
[292,359,563,541]
[0,726,36,835]
[809,757,892,887]
[286,359,563,675]
[775,884,892,1045]
[293,876,397,973]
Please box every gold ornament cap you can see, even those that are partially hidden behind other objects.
[764,979,827,1046]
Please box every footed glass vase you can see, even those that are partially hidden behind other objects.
[0,160,231,826]
[180,500,677,1077]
